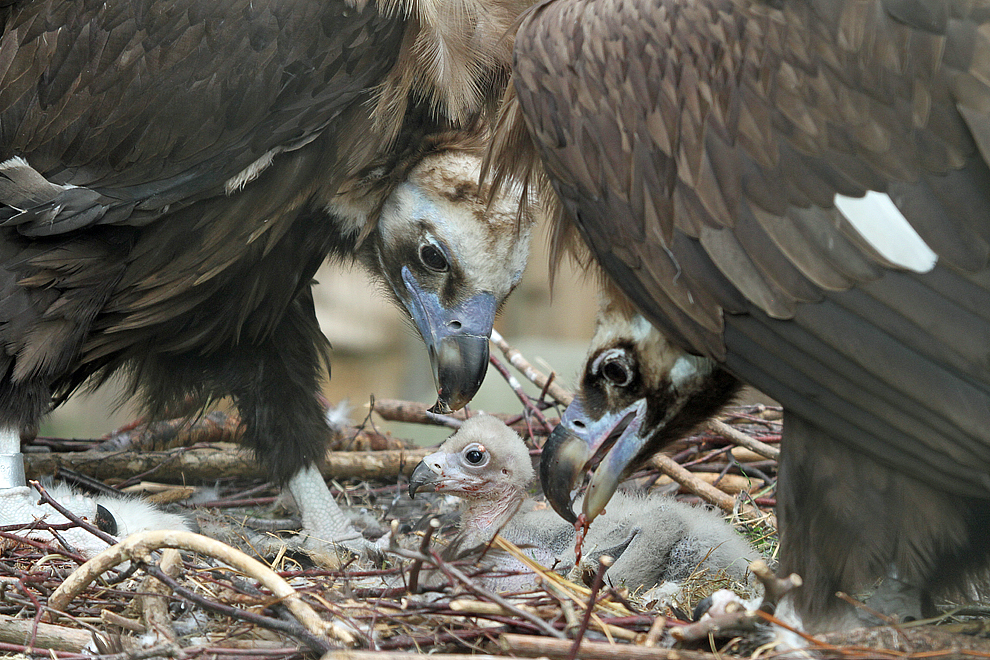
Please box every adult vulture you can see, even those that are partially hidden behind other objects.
[0,0,533,552]
[490,0,990,633]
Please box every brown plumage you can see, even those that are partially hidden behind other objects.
[0,0,534,550]
[491,0,990,633]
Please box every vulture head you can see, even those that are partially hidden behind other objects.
[361,150,533,413]
[542,293,740,524]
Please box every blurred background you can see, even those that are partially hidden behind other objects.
[41,229,603,447]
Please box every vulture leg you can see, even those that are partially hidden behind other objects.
[0,427,23,488]
[286,464,363,549]
[223,287,369,554]
[777,414,990,632]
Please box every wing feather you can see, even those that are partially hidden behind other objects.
[505,0,990,491]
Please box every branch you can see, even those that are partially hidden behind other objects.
[649,454,765,521]
[705,419,779,461]
[25,446,431,483]
[47,530,356,647]
[490,329,574,406]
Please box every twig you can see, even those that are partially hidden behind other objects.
[0,613,93,652]
[30,480,116,546]
[487,354,553,433]
[648,454,764,521]
[569,555,612,660]
[387,545,565,640]
[138,548,182,644]
[500,633,723,659]
[25,447,432,483]
[326,652,504,660]
[705,419,779,461]
[47,530,355,647]
[490,329,573,406]
[407,518,439,593]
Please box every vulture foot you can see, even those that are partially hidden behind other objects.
[284,464,383,561]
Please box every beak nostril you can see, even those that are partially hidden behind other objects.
[573,420,586,429]
[448,320,462,330]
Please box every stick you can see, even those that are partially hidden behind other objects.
[499,633,723,660]
[326,652,505,660]
[47,530,355,646]
[370,399,550,432]
[138,548,182,644]
[25,447,431,483]
[649,454,764,521]
[705,419,779,461]
[490,329,574,406]
[0,614,93,652]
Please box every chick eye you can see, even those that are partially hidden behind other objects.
[463,444,488,466]
[420,244,449,272]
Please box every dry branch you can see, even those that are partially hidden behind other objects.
[0,614,93,652]
[651,472,764,495]
[649,454,764,521]
[325,652,504,660]
[370,398,554,433]
[499,633,722,660]
[26,446,431,483]
[138,548,182,644]
[490,329,574,406]
[48,529,356,646]
[705,419,779,461]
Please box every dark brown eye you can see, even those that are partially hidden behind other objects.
[464,444,487,465]
[420,244,448,272]
[601,358,632,387]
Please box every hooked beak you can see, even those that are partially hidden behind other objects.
[540,396,649,524]
[409,451,445,498]
[400,267,495,414]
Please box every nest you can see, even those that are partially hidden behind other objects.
[2,334,989,660]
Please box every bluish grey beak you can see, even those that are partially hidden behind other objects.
[401,266,495,414]
[541,396,648,523]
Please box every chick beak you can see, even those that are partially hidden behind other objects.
[408,453,444,498]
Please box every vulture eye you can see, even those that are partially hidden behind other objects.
[420,243,449,272]
[463,443,488,466]
[592,348,635,387]
[601,358,632,386]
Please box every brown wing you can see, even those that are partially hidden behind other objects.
[0,0,410,384]
[0,0,403,231]
[511,0,990,495]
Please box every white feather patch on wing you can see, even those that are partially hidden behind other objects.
[835,191,937,273]
[225,148,281,194]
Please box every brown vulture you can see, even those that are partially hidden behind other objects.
[0,0,533,552]
[407,414,754,593]
[488,0,990,633]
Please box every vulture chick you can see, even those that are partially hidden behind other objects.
[491,0,990,633]
[0,0,533,553]
[409,415,755,594]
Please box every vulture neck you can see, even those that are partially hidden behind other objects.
[458,485,525,541]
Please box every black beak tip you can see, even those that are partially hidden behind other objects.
[433,335,489,413]
[540,425,584,524]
